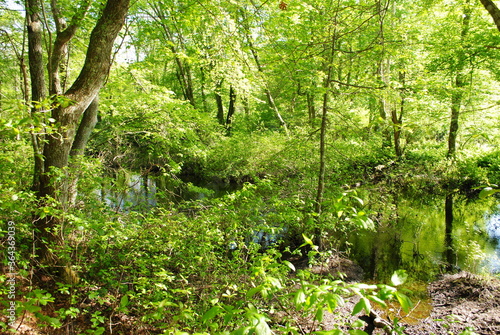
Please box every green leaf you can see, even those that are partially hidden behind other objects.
[367,295,387,308]
[479,187,500,199]
[282,260,296,271]
[254,315,273,335]
[314,330,343,335]
[247,286,262,299]
[352,297,370,316]
[349,330,369,335]
[395,291,413,313]
[391,270,408,286]
[119,295,129,309]
[302,234,313,245]
[294,289,306,307]
[315,307,324,322]
[201,306,222,323]
[231,326,251,335]
[351,319,366,328]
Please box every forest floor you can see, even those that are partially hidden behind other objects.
[403,271,500,335]
[299,256,500,334]
[3,265,500,334]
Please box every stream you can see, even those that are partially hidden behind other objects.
[349,193,500,281]
[99,172,500,281]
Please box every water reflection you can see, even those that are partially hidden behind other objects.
[349,194,500,281]
[484,208,500,272]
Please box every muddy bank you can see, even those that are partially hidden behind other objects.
[404,272,500,335]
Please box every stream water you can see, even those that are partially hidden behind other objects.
[100,173,500,281]
[349,194,500,281]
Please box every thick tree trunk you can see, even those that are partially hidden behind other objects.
[30,0,130,282]
[479,0,500,32]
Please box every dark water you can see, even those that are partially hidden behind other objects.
[99,172,238,211]
[349,194,500,281]
[99,172,500,280]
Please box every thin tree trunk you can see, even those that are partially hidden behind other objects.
[149,3,196,108]
[392,71,405,158]
[215,80,225,125]
[314,24,337,249]
[242,19,288,134]
[26,0,47,194]
[447,3,471,158]
[307,92,316,124]
[225,85,237,130]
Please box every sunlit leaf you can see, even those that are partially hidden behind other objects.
[391,270,408,286]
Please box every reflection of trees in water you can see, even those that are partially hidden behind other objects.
[350,192,500,281]
[445,193,456,269]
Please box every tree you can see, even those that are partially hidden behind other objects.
[479,0,500,32]
[448,0,472,157]
[26,0,130,282]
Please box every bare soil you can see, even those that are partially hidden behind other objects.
[404,272,500,335]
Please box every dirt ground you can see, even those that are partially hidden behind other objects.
[303,255,500,334]
[403,272,500,335]
[318,271,500,335]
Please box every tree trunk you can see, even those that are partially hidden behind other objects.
[149,2,196,108]
[392,71,406,158]
[215,80,225,125]
[29,0,130,282]
[306,92,316,124]
[447,3,471,158]
[66,96,100,205]
[241,15,288,134]
[314,26,337,249]
[26,0,47,193]
[226,85,237,125]
[479,0,500,32]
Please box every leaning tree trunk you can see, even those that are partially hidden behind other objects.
[479,0,500,32]
[66,96,100,205]
[31,0,130,283]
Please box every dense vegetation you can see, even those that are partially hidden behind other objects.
[1,0,500,334]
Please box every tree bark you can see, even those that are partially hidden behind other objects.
[215,80,225,125]
[314,25,337,249]
[225,85,237,129]
[479,0,500,32]
[447,3,471,158]
[26,0,47,193]
[392,71,406,158]
[65,96,99,205]
[29,0,130,282]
